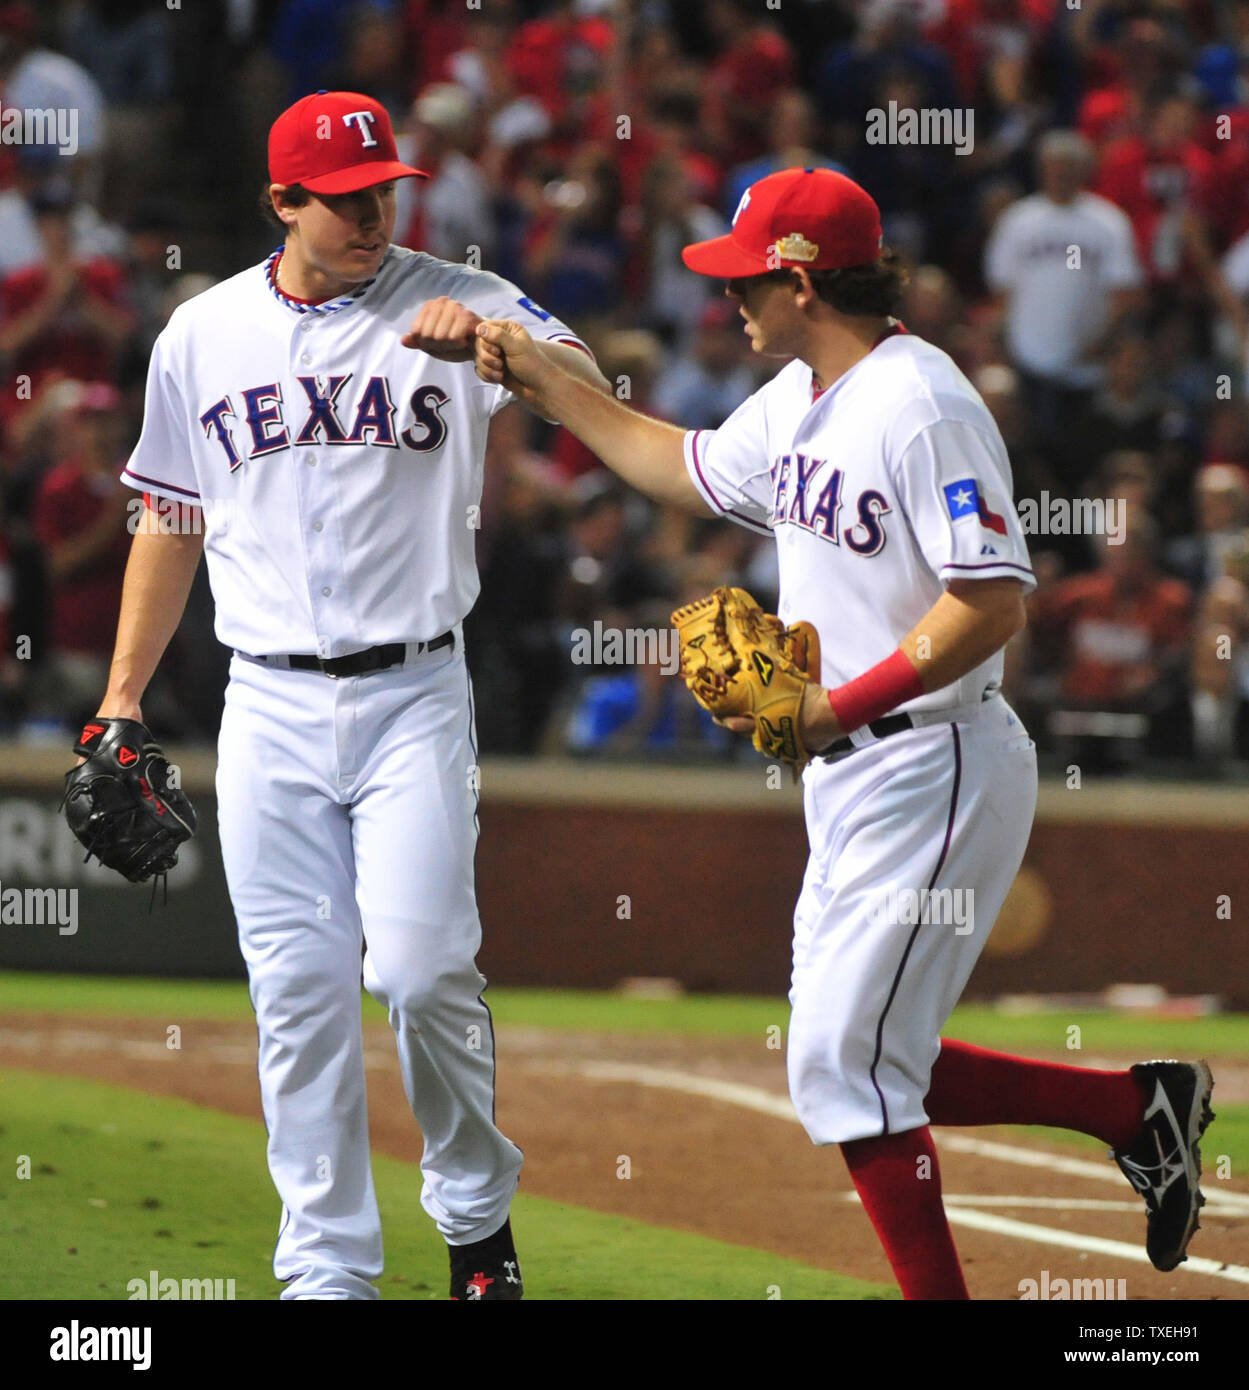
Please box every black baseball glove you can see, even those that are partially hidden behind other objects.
[62,718,197,883]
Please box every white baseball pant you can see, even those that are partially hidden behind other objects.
[788,694,1039,1144]
[216,636,522,1300]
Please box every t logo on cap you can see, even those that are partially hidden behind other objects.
[343,110,379,148]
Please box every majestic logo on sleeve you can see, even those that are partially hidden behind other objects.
[943,477,1007,535]
[771,453,892,554]
[199,378,447,466]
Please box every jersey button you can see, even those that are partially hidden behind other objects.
[312,521,323,532]
[300,353,312,365]
[304,453,316,466]
[321,586,332,597]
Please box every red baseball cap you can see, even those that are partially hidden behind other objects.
[268,91,428,194]
[683,168,883,279]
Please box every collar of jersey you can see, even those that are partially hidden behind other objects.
[810,321,908,402]
[263,246,378,316]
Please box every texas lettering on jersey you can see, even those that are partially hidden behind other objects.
[199,377,451,469]
[771,451,892,556]
[684,334,1036,705]
[119,245,588,657]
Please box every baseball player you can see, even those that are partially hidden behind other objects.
[474,168,1215,1299]
[91,90,606,1300]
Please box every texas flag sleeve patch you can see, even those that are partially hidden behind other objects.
[943,478,981,519]
[943,478,1007,535]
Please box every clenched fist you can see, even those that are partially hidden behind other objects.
[401,297,483,362]
[474,318,550,406]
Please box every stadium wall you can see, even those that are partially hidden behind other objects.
[0,751,1244,1007]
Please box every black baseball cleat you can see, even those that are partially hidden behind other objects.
[448,1217,523,1300]
[1112,1059,1215,1272]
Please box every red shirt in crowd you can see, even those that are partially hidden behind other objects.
[0,258,129,431]
[1197,110,1249,248]
[1029,569,1191,705]
[702,26,795,165]
[507,13,615,124]
[925,0,1057,104]
[33,459,131,658]
[1093,136,1218,282]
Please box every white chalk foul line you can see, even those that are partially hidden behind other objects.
[574,1060,798,1117]
[941,1209,1249,1285]
[936,1133,1249,1215]
[924,1195,1149,1213]
[571,1060,1249,1285]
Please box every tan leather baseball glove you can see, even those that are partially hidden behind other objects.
[670,586,821,766]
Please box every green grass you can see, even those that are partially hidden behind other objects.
[941,1004,1249,1059]
[0,972,793,1035]
[0,1069,890,1301]
[1,972,1244,1173]
[0,972,260,1022]
[3,973,1247,1054]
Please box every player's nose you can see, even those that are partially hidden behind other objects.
[355,190,385,225]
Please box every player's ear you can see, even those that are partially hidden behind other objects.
[790,267,816,307]
[269,184,299,228]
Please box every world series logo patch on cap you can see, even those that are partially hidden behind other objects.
[773,233,819,262]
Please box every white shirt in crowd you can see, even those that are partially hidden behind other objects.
[0,191,125,276]
[393,143,497,267]
[3,47,105,157]
[984,190,1143,388]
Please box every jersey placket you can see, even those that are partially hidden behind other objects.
[777,379,844,538]
[289,312,353,661]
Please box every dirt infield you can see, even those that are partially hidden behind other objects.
[2,1012,1246,1300]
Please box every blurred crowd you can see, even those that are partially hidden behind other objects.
[3,0,1249,775]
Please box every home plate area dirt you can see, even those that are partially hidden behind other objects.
[1,1013,1246,1300]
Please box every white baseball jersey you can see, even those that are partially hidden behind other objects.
[121,245,587,657]
[983,190,1143,385]
[683,327,1043,1146]
[684,329,1036,716]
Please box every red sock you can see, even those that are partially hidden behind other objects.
[926,1038,1146,1150]
[840,1127,968,1301]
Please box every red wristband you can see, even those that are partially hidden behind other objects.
[826,649,924,733]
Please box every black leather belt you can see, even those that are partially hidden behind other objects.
[819,712,914,762]
[818,687,998,762]
[268,632,454,678]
